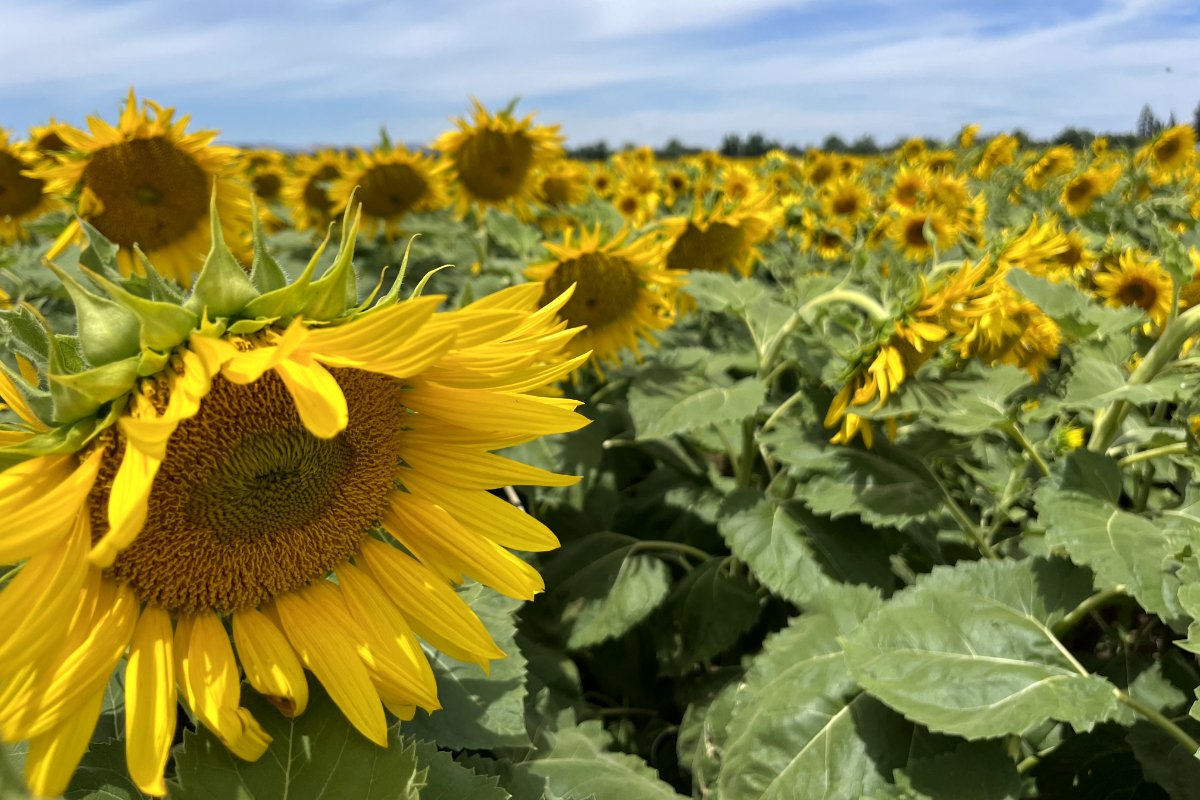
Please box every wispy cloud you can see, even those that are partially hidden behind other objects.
[0,0,1195,147]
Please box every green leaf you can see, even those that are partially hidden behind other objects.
[1036,487,1181,624]
[171,681,425,800]
[868,363,1029,434]
[1059,449,1123,504]
[518,720,684,800]
[720,590,904,800]
[403,585,530,750]
[76,218,122,281]
[633,377,764,440]
[1064,348,1200,409]
[410,739,510,800]
[676,680,738,793]
[48,356,140,424]
[898,741,1021,800]
[541,534,673,650]
[681,271,766,314]
[841,558,1120,740]
[63,738,146,799]
[791,443,943,527]
[653,557,761,674]
[1007,268,1143,339]
[0,741,31,800]
[1127,720,1200,799]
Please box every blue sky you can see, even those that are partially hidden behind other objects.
[2,0,1197,149]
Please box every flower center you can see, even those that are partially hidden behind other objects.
[90,368,407,615]
[1118,277,1155,309]
[665,221,746,273]
[541,252,642,330]
[81,136,209,251]
[457,128,534,201]
[0,151,45,217]
[252,172,282,201]
[359,162,428,219]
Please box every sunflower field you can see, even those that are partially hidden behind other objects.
[2,93,1200,799]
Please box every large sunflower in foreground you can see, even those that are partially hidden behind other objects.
[330,145,448,238]
[0,205,588,796]
[41,92,251,285]
[661,191,780,277]
[0,132,61,243]
[433,99,563,218]
[526,226,682,375]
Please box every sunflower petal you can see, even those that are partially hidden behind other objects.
[125,606,176,797]
[0,450,101,563]
[23,684,104,798]
[91,445,161,567]
[232,608,309,718]
[273,357,348,439]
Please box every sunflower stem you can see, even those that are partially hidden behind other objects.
[1052,585,1126,637]
[629,540,711,562]
[1003,421,1051,478]
[1119,442,1191,467]
[1089,304,1200,452]
[1114,689,1200,755]
[758,289,889,376]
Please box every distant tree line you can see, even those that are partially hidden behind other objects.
[564,101,1200,160]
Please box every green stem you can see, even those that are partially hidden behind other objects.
[758,288,889,376]
[629,540,712,562]
[1118,442,1190,467]
[762,388,807,433]
[928,470,997,559]
[1089,304,1200,452]
[1052,585,1126,637]
[736,417,758,488]
[1003,421,1051,478]
[1115,689,1200,754]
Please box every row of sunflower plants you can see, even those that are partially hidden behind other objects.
[1,92,1200,798]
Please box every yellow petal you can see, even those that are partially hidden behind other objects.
[357,537,503,667]
[91,445,161,568]
[401,445,580,490]
[336,563,440,711]
[273,584,387,746]
[311,325,459,379]
[232,608,309,718]
[0,512,89,673]
[125,605,176,797]
[0,450,102,563]
[23,683,104,798]
[400,472,559,551]
[221,317,308,384]
[384,492,544,600]
[403,381,588,436]
[175,612,271,761]
[273,357,348,439]
[300,296,441,355]
[0,366,48,430]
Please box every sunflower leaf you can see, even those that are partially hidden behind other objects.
[409,738,510,800]
[631,376,765,439]
[170,681,425,800]
[840,558,1121,740]
[653,556,761,674]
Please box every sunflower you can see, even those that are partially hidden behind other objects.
[611,181,659,227]
[1060,164,1120,216]
[661,192,779,277]
[996,215,1069,277]
[330,146,447,238]
[589,165,616,199]
[240,149,287,204]
[526,226,681,375]
[887,165,927,209]
[0,205,588,797]
[976,134,1018,178]
[533,159,589,209]
[0,132,60,243]
[718,164,759,203]
[1093,250,1173,325]
[433,99,563,217]
[959,123,981,149]
[805,153,838,187]
[1138,124,1197,182]
[1023,146,1076,190]
[26,118,79,160]
[890,205,956,261]
[661,166,691,206]
[820,177,871,225]
[801,215,853,262]
[282,150,346,233]
[955,279,1062,378]
[40,92,251,286]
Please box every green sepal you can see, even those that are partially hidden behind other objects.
[0,399,123,468]
[248,202,288,293]
[301,201,361,320]
[0,360,52,428]
[82,267,198,352]
[51,334,86,374]
[411,264,455,298]
[76,218,123,282]
[138,349,172,376]
[133,246,186,304]
[370,234,418,311]
[49,356,140,424]
[227,317,278,335]
[184,191,260,319]
[0,304,52,366]
[242,227,332,320]
[42,259,141,364]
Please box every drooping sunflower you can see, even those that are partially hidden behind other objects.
[282,150,347,233]
[975,134,1018,178]
[958,123,981,149]
[40,92,251,286]
[330,146,448,238]
[433,99,563,218]
[526,226,681,375]
[0,205,588,797]
[26,118,79,160]
[1023,145,1076,190]
[1138,124,1197,182]
[661,191,780,277]
[0,132,61,243]
[1093,249,1173,325]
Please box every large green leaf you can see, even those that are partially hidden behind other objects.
[860,363,1029,435]
[403,585,530,749]
[171,682,424,800]
[63,739,145,800]
[653,557,761,674]
[1036,487,1182,625]
[790,444,943,527]
[411,739,510,800]
[633,377,765,440]
[719,588,897,800]
[896,741,1021,800]
[841,558,1121,739]
[517,720,684,800]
